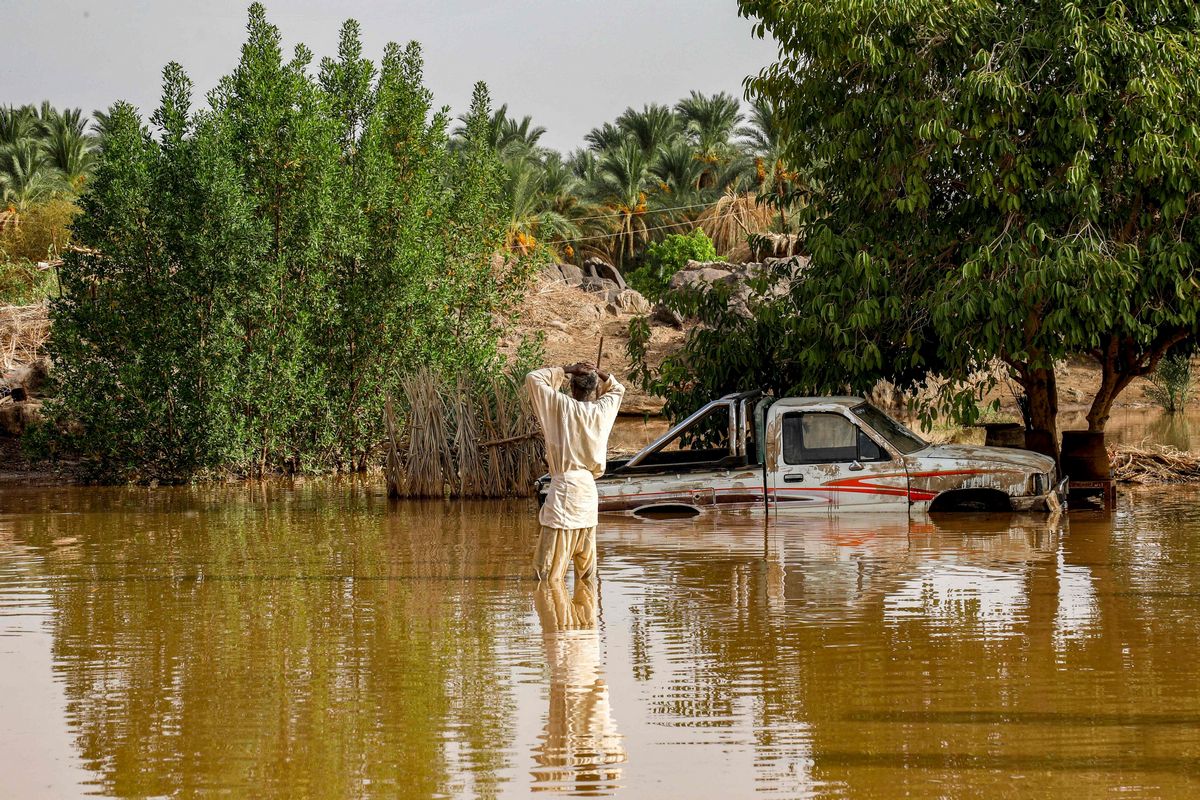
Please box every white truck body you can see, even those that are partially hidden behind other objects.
[538,393,1063,517]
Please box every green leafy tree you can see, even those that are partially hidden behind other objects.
[627,228,721,299]
[46,5,519,481]
[655,0,1200,454]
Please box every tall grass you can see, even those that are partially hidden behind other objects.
[1146,353,1194,414]
[385,367,545,498]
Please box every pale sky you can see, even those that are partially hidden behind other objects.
[0,0,778,152]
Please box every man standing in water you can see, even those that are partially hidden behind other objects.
[526,361,625,581]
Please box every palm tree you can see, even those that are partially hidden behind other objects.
[586,140,656,264]
[502,157,580,255]
[584,122,624,153]
[615,104,683,155]
[651,139,706,209]
[0,138,63,211]
[676,91,743,164]
[39,109,96,190]
[453,103,545,160]
[0,106,38,148]
[496,113,546,156]
[739,96,803,233]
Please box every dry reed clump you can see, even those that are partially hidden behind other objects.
[694,192,777,256]
[1,302,50,372]
[384,367,545,498]
[1110,444,1200,484]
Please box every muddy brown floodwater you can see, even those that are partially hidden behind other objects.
[1,478,1200,797]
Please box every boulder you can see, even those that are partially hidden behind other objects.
[669,263,737,291]
[663,259,795,318]
[557,262,585,286]
[0,400,43,437]
[25,359,50,394]
[651,304,685,329]
[582,257,626,290]
[615,289,651,315]
[580,277,619,295]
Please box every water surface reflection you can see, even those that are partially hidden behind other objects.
[533,579,625,793]
[0,484,1198,797]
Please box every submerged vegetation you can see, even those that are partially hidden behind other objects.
[42,5,523,482]
[384,363,545,498]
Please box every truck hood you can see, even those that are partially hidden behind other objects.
[913,444,1055,473]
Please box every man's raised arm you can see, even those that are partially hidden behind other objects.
[525,366,565,425]
[593,369,625,425]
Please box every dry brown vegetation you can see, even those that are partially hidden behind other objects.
[1,302,49,372]
[1110,444,1200,484]
[498,275,687,416]
[384,368,545,498]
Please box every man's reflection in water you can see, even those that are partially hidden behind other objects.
[532,579,626,794]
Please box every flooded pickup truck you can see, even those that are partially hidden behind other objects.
[538,392,1065,517]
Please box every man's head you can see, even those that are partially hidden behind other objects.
[569,369,599,402]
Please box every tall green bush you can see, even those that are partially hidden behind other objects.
[45,5,522,482]
[626,228,720,299]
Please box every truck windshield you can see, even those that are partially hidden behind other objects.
[852,404,927,455]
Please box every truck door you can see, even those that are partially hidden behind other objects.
[768,409,909,512]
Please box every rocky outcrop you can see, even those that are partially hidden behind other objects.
[667,257,803,317]
[542,257,628,292]
[650,304,684,329]
[582,257,626,290]
[2,359,50,396]
[615,289,651,316]
[0,400,42,437]
[580,278,650,316]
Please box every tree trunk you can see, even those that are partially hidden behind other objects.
[1086,337,1126,433]
[1086,330,1190,432]
[1022,365,1060,461]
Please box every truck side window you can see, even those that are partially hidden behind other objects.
[858,428,886,461]
[782,412,888,464]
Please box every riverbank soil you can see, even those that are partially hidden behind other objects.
[499,274,686,417]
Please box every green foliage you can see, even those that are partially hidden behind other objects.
[1147,353,1195,414]
[635,0,1200,432]
[0,103,97,208]
[626,228,721,299]
[45,6,521,482]
[0,259,57,305]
